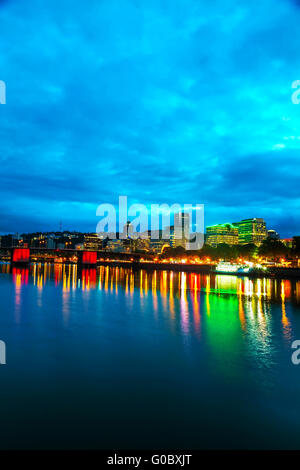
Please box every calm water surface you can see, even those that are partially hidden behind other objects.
[0,263,300,449]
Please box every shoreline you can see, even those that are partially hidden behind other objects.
[97,260,300,280]
[2,260,300,280]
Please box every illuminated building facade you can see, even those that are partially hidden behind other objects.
[281,238,293,248]
[206,223,239,246]
[169,226,175,248]
[173,212,190,249]
[84,233,103,251]
[150,239,170,254]
[233,218,267,245]
[131,238,150,252]
[105,240,124,252]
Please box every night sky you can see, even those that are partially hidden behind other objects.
[0,0,300,236]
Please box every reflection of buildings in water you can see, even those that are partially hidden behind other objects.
[104,266,109,292]
[281,280,291,341]
[205,276,211,316]
[62,284,70,322]
[54,263,63,286]
[81,268,97,291]
[62,265,70,291]
[12,267,29,287]
[238,295,246,331]
[152,271,158,315]
[169,272,174,317]
[296,281,300,303]
[140,270,144,298]
[242,291,275,364]
[180,272,190,335]
[0,263,10,274]
[3,262,300,302]
[12,267,29,323]
[191,274,201,336]
[5,264,300,330]
[2,262,299,353]
[215,275,238,294]
[203,292,242,379]
[160,271,168,311]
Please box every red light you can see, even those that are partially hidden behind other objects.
[82,268,97,286]
[12,267,29,284]
[82,251,97,264]
[12,248,30,263]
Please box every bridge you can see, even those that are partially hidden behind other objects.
[0,247,154,266]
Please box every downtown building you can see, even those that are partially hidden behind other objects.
[136,212,191,253]
[206,223,239,247]
[83,233,104,251]
[172,212,191,250]
[233,218,267,245]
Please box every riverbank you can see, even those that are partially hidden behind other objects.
[3,259,300,280]
[98,260,300,279]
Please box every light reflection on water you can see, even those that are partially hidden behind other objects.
[1,262,300,449]
[3,263,300,342]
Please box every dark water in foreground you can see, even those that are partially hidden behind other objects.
[0,262,300,449]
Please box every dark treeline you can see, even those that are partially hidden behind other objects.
[162,236,300,262]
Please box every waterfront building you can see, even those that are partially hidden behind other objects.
[46,237,56,249]
[268,229,280,240]
[169,226,175,248]
[84,233,103,251]
[132,238,150,252]
[150,239,171,254]
[206,223,239,246]
[105,239,125,253]
[233,218,267,245]
[0,234,14,248]
[281,238,293,248]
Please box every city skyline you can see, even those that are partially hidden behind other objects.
[0,213,296,238]
[1,0,300,236]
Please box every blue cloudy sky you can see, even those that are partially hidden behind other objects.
[0,0,300,236]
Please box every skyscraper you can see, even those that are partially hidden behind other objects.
[173,212,190,249]
[123,221,134,239]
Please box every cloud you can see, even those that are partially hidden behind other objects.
[0,0,299,235]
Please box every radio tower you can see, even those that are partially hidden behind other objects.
[59,220,62,232]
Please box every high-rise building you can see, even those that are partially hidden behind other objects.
[123,221,134,239]
[233,218,267,245]
[206,223,239,246]
[173,212,190,249]
[168,226,175,248]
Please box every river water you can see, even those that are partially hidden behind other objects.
[0,263,300,449]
